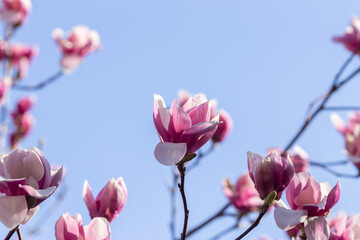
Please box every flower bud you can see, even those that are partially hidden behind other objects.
[247,151,294,200]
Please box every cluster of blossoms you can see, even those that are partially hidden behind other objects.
[10,96,34,149]
[0,147,63,229]
[55,178,127,240]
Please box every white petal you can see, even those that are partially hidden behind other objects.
[274,206,307,231]
[0,196,28,229]
[154,142,187,166]
[304,216,330,240]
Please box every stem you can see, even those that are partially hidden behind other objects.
[282,66,360,156]
[234,204,269,240]
[177,163,189,240]
[5,225,19,240]
[309,159,349,166]
[170,168,179,240]
[323,106,360,111]
[12,71,63,91]
[186,203,231,238]
[309,160,359,178]
[16,227,22,240]
[332,44,360,85]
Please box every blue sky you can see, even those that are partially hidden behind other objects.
[1,0,360,239]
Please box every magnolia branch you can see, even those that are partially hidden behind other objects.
[186,202,231,238]
[12,71,63,91]
[177,163,189,240]
[309,160,359,178]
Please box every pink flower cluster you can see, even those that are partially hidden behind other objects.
[333,17,360,54]
[223,173,263,212]
[53,25,101,73]
[0,0,31,26]
[274,172,341,240]
[55,213,111,240]
[329,212,360,239]
[0,147,63,229]
[10,96,35,149]
[331,112,360,170]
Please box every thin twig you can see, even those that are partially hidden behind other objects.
[234,204,269,240]
[332,44,360,85]
[186,202,231,238]
[16,227,22,240]
[309,160,359,179]
[323,106,360,111]
[309,159,349,166]
[5,225,18,240]
[177,163,189,240]
[12,71,63,91]
[282,66,360,156]
[170,168,179,240]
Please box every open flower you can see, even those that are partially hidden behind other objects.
[333,17,360,55]
[247,151,294,200]
[274,172,341,240]
[0,0,32,26]
[55,213,111,240]
[83,178,127,223]
[53,25,101,73]
[223,173,263,212]
[331,112,360,170]
[267,145,309,173]
[153,93,220,165]
[329,212,360,240]
[0,147,63,229]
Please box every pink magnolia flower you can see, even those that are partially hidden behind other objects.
[333,17,360,55]
[329,212,360,240]
[267,145,309,173]
[83,178,127,223]
[247,151,294,200]
[274,172,341,240]
[55,213,111,240]
[0,76,11,102]
[0,147,63,229]
[177,90,233,144]
[153,93,220,165]
[7,43,38,79]
[331,113,360,170]
[16,96,34,114]
[0,0,31,26]
[53,25,101,73]
[223,173,263,212]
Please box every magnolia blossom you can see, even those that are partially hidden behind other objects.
[10,97,35,148]
[0,76,11,102]
[331,113,360,170]
[0,0,31,26]
[274,172,341,240]
[0,42,38,80]
[247,151,294,200]
[55,213,111,240]
[333,17,360,54]
[83,178,127,223]
[153,93,220,165]
[53,25,101,73]
[329,212,360,240]
[223,173,263,212]
[0,147,63,229]
[267,145,309,173]
[178,90,233,144]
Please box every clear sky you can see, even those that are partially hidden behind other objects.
[1,0,360,239]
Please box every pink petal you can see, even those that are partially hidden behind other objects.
[50,165,64,187]
[167,100,192,141]
[330,113,347,135]
[304,216,330,240]
[55,213,80,240]
[274,206,307,231]
[83,180,97,218]
[19,185,56,199]
[181,93,208,113]
[61,54,83,74]
[154,142,187,165]
[324,180,341,211]
[247,151,263,182]
[21,206,39,225]
[188,101,211,126]
[0,195,28,229]
[180,121,220,154]
[153,94,172,142]
[84,217,111,240]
